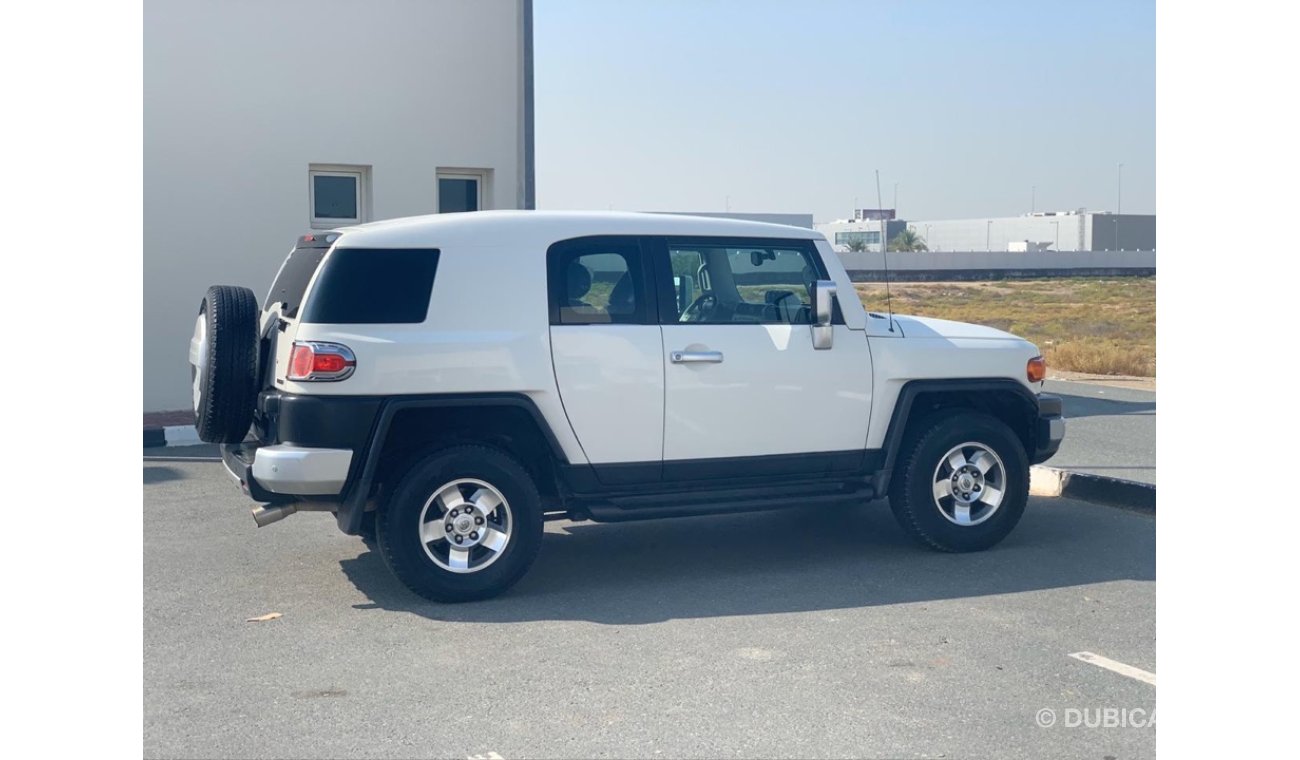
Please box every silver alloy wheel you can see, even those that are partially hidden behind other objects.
[418,478,513,574]
[189,312,207,413]
[931,441,1006,527]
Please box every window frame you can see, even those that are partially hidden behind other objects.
[436,169,488,213]
[647,236,843,326]
[546,236,657,326]
[308,165,368,228]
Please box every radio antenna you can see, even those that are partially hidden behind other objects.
[875,169,895,332]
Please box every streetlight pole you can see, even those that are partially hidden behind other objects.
[1117,163,1123,215]
[893,182,898,212]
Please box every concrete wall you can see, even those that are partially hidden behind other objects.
[144,0,530,411]
[836,249,1156,281]
[1086,214,1157,251]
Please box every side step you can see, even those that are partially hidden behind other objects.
[574,480,874,523]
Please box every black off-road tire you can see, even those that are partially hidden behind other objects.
[888,411,1029,552]
[377,445,544,603]
[192,285,259,443]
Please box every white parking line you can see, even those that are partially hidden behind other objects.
[1069,651,1156,686]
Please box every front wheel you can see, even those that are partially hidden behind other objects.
[888,411,1029,552]
[376,445,543,602]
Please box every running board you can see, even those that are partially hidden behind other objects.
[574,482,874,523]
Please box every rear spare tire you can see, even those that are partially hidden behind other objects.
[190,285,259,443]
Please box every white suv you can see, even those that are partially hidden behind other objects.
[190,211,1063,602]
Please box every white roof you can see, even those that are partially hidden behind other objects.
[334,210,823,249]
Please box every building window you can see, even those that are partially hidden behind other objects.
[834,230,880,247]
[309,165,369,228]
[437,169,489,213]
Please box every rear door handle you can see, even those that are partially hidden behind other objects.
[671,350,724,364]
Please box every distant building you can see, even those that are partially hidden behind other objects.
[816,210,1155,252]
[814,217,910,252]
[659,212,815,229]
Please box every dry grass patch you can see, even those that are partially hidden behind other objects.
[854,278,1155,377]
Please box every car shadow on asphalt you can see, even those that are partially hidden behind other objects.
[144,465,188,484]
[1057,391,1156,419]
[337,498,1154,625]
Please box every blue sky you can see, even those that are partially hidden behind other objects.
[534,0,1154,222]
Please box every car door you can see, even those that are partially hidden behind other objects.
[547,236,664,484]
[652,236,873,480]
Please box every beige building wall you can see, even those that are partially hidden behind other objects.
[145,0,532,410]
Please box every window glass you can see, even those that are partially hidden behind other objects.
[438,177,479,213]
[300,248,440,324]
[266,246,328,317]
[549,239,644,325]
[559,252,638,324]
[312,174,358,220]
[668,243,819,325]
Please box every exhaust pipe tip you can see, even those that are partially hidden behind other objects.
[252,503,297,528]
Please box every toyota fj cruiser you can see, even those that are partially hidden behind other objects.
[191,211,1063,602]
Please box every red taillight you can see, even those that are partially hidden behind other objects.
[289,343,315,378]
[312,353,350,373]
[288,342,356,381]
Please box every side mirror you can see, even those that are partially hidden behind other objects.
[811,279,836,349]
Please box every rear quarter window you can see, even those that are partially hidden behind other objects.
[300,248,440,324]
[266,247,328,317]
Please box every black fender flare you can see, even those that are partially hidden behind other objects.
[875,378,1040,494]
[336,393,569,534]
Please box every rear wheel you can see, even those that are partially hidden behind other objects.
[190,285,259,443]
[888,411,1029,552]
[376,445,543,602]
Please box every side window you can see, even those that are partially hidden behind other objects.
[666,240,823,325]
[548,238,648,325]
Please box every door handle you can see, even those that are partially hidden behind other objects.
[671,350,724,364]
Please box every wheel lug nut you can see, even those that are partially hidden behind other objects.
[454,535,463,544]
[445,524,453,532]
[470,532,478,540]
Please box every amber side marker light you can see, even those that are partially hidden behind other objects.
[1027,356,1047,384]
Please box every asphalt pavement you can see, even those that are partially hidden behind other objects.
[1043,380,1156,485]
[145,459,1155,759]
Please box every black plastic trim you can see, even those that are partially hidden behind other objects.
[335,393,570,534]
[259,391,382,449]
[559,449,880,498]
[876,378,1042,494]
[1032,392,1064,464]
